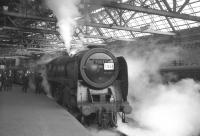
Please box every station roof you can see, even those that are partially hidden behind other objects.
[0,0,200,56]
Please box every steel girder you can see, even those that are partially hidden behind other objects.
[83,22,176,35]
[86,0,200,22]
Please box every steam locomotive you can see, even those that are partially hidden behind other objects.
[46,48,132,128]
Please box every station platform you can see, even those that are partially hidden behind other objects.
[0,85,91,136]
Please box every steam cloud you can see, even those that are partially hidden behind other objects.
[113,40,200,136]
[45,0,80,53]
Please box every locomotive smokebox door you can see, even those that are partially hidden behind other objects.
[80,48,119,89]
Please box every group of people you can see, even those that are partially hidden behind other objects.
[21,71,44,94]
[0,70,13,92]
[0,69,44,94]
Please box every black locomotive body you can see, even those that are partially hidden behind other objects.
[46,48,132,128]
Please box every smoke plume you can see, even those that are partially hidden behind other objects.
[112,39,200,136]
[45,0,80,53]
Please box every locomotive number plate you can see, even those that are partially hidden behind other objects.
[104,63,114,70]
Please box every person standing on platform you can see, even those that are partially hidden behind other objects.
[3,71,9,91]
[22,72,29,93]
[0,71,2,92]
[35,73,43,94]
[0,71,5,91]
[8,69,13,91]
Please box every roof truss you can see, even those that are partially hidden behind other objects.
[0,0,200,53]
